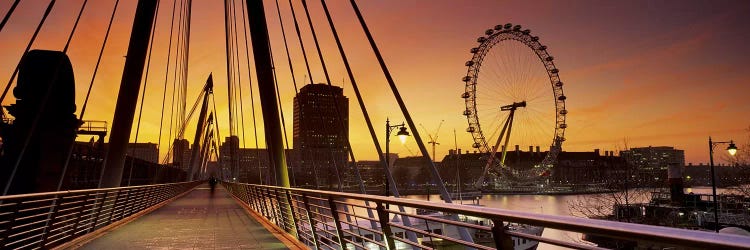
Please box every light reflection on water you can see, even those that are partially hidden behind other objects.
[402,187,726,250]
[342,187,729,249]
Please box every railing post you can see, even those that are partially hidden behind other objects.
[68,193,90,239]
[274,189,289,231]
[327,197,347,248]
[88,191,109,233]
[254,186,269,218]
[285,190,300,238]
[247,185,259,213]
[0,201,21,247]
[376,202,396,250]
[260,187,272,222]
[302,194,321,249]
[106,190,122,224]
[37,195,62,247]
[271,189,282,227]
[491,219,514,250]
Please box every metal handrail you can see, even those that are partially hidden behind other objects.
[223,182,750,250]
[0,181,201,249]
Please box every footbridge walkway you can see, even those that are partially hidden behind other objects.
[1,181,749,250]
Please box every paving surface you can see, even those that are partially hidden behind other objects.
[79,184,288,250]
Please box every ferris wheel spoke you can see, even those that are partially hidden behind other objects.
[464,24,566,181]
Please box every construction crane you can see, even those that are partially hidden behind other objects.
[420,120,444,162]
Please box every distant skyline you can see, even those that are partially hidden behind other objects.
[1,0,748,165]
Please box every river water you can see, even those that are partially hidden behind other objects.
[399,187,722,250]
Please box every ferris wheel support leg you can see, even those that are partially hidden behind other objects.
[499,110,516,167]
[475,113,512,189]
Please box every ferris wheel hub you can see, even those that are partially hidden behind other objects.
[500,101,526,111]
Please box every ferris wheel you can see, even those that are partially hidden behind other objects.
[461,23,567,186]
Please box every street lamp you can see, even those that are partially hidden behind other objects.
[385,118,409,203]
[708,137,739,232]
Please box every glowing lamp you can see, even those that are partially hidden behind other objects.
[727,141,738,156]
[396,126,410,144]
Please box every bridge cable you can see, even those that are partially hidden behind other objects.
[157,0,179,166]
[211,95,224,179]
[230,0,245,178]
[238,1,263,184]
[287,0,314,84]
[288,0,325,189]
[167,0,191,166]
[56,0,99,191]
[233,0,248,151]
[319,0,389,235]
[348,0,474,243]
[165,0,188,164]
[79,0,120,119]
[0,0,56,107]
[268,44,286,187]
[181,0,193,136]
[223,0,237,178]
[129,0,161,186]
[0,0,20,33]
[35,1,90,243]
[272,0,299,187]
[161,85,206,163]
[301,0,348,192]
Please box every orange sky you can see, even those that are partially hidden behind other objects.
[1,0,748,165]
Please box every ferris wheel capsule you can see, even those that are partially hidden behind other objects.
[461,23,567,182]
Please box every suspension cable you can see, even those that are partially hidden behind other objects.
[224,0,236,141]
[62,0,89,53]
[287,0,314,84]
[56,0,96,191]
[211,95,223,178]
[80,0,120,119]
[230,0,244,178]
[271,0,299,186]
[161,87,206,163]
[274,0,299,92]
[0,0,56,105]
[302,0,353,191]
[233,0,248,150]
[180,0,193,131]
[0,0,20,33]
[166,0,184,159]
[157,0,179,162]
[320,0,374,195]
[300,0,331,84]
[349,0,474,242]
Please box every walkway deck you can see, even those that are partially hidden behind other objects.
[78,184,290,249]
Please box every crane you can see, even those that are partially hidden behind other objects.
[420,120,444,162]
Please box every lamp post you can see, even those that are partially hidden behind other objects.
[708,136,738,232]
[385,118,409,205]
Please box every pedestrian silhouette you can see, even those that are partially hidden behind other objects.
[208,177,218,194]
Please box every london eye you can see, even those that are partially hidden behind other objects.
[461,23,567,186]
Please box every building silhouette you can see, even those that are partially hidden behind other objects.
[218,136,296,184]
[293,83,349,188]
[172,138,191,171]
[620,146,685,182]
[0,50,78,194]
[125,143,159,163]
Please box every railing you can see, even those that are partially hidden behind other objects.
[223,182,750,250]
[78,120,108,135]
[0,181,201,249]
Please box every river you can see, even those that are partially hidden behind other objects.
[399,187,726,250]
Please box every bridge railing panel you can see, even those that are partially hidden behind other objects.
[223,182,750,250]
[0,181,201,249]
